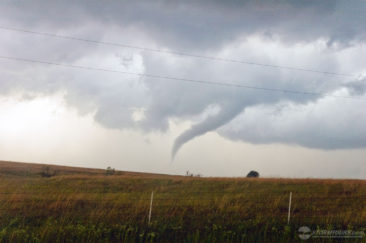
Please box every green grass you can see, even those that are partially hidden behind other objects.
[0,161,365,242]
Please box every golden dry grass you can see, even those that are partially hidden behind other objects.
[0,160,365,242]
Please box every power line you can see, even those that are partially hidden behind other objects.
[0,55,364,101]
[0,26,357,78]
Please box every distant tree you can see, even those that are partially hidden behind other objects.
[186,170,194,177]
[185,170,201,177]
[106,166,115,175]
[246,170,259,178]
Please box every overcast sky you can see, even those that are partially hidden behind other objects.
[0,0,365,178]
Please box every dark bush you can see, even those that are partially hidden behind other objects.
[246,170,259,178]
[40,166,56,177]
[106,166,115,175]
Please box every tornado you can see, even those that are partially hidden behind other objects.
[171,102,246,161]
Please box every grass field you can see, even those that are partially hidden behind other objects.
[0,160,365,242]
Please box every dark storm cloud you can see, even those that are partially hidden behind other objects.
[0,0,365,157]
[1,0,366,49]
[218,92,366,150]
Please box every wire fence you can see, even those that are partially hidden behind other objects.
[1,190,365,224]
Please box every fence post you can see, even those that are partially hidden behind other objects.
[148,191,154,224]
[287,192,292,224]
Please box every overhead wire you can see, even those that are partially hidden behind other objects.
[0,25,358,78]
[0,55,364,101]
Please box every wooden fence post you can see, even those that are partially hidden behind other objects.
[287,192,292,224]
[148,191,154,224]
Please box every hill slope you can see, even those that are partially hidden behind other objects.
[0,160,365,242]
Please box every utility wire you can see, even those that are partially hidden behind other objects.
[0,26,357,78]
[0,55,364,101]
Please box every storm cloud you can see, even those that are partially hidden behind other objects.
[0,0,365,159]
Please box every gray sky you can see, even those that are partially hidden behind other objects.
[0,0,365,178]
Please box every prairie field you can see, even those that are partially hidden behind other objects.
[0,161,365,242]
